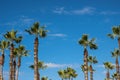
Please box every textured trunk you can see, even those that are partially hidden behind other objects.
[84,48,88,80]
[34,37,39,80]
[90,65,93,80]
[0,65,3,80]
[118,38,120,80]
[13,60,16,80]
[0,53,5,80]
[16,57,21,80]
[16,67,19,80]
[106,70,110,80]
[9,43,14,80]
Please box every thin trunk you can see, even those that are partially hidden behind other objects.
[13,59,16,80]
[84,48,88,80]
[16,57,21,80]
[90,65,93,80]
[106,70,110,80]
[0,53,5,80]
[9,43,14,80]
[34,37,39,80]
[16,67,19,80]
[118,38,120,80]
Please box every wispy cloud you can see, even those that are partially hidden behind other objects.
[45,63,80,68]
[100,11,120,15]
[53,7,69,14]
[72,7,95,15]
[53,7,95,15]
[49,33,67,37]
[0,15,35,27]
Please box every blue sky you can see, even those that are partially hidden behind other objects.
[0,0,120,80]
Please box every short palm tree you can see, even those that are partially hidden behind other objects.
[29,60,47,80]
[112,73,118,80]
[58,70,65,80]
[111,49,120,79]
[26,22,47,80]
[14,45,29,80]
[78,34,98,80]
[88,56,98,80]
[41,76,48,80]
[104,62,114,80]
[4,30,22,80]
[67,67,78,80]
[108,26,120,78]
[0,40,9,80]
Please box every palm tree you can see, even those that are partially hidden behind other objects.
[108,26,120,79]
[112,73,118,80]
[104,62,114,80]
[26,22,47,80]
[88,56,98,80]
[4,30,22,80]
[111,49,120,79]
[29,61,47,80]
[78,34,98,80]
[58,70,65,80]
[0,40,9,80]
[14,45,29,80]
[67,67,78,80]
[41,76,48,80]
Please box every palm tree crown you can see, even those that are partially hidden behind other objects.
[78,34,98,49]
[25,22,47,38]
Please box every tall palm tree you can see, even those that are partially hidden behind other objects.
[26,22,47,80]
[108,25,120,80]
[14,45,29,80]
[4,30,22,80]
[29,61,47,80]
[78,34,98,80]
[88,56,98,80]
[0,40,9,80]
[104,62,114,80]
[111,49,120,79]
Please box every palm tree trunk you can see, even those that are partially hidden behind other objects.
[90,65,93,80]
[0,53,5,80]
[118,38,120,80]
[116,57,119,78]
[16,67,19,80]
[13,59,16,80]
[84,48,88,80]
[34,37,39,80]
[9,43,14,80]
[106,70,110,80]
[16,57,21,80]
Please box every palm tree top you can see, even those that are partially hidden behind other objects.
[104,62,114,70]
[29,60,47,70]
[4,30,23,43]
[88,56,98,64]
[111,49,120,57]
[25,22,48,38]
[78,34,98,49]
[108,25,120,39]
[0,40,10,50]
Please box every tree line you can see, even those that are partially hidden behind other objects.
[0,22,120,80]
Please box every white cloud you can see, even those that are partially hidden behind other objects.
[100,11,120,15]
[45,63,80,68]
[49,33,67,37]
[53,7,95,15]
[53,7,69,14]
[72,7,95,15]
